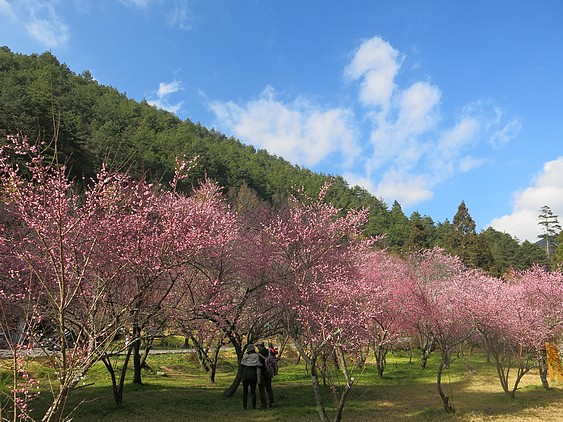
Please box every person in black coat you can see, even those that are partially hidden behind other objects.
[240,344,261,409]
[257,342,276,408]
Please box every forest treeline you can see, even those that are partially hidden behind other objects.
[0,46,553,275]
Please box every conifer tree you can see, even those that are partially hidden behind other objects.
[537,205,561,259]
[444,201,478,267]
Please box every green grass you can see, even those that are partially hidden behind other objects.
[2,350,563,421]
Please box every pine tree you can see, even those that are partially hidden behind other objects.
[537,205,561,259]
[387,200,410,251]
[404,211,435,251]
[444,201,479,266]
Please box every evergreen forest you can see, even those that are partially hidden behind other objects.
[0,46,558,275]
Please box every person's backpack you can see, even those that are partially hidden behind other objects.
[265,351,278,377]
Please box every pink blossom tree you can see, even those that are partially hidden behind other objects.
[357,250,414,377]
[469,267,563,398]
[405,248,478,413]
[0,135,151,421]
[166,183,280,397]
[264,184,370,422]
[516,267,563,388]
[97,174,246,405]
[0,240,41,422]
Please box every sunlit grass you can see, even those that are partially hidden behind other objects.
[2,349,563,421]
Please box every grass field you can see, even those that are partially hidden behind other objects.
[3,348,563,421]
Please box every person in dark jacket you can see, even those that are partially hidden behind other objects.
[241,343,261,409]
[257,342,276,408]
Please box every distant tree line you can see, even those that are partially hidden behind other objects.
[0,46,559,275]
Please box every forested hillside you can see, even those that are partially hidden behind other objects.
[0,46,551,273]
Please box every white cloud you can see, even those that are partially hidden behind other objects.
[3,0,70,47]
[489,157,563,242]
[166,1,192,30]
[375,170,434,207]
[396,82,441,135]
[118,0,192,30]
[342,172,376,194]
[348,36,520,212]
[366,81,441,175]
[148,79,184,114]
[344,36,402,109]
[0,0,15,19]
[458,156,486,173]
[489,118,521,149]
[157,80,182,97]
[209,35,520,211]
[437,117,479,158]
[119,0,151,8]
[26,17,69,48]
[210,86,359,169]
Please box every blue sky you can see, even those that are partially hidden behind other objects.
[2,0,563,242]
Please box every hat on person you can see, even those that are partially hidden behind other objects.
[247,344,255,353]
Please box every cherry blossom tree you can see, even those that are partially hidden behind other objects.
[98,174,247,405]
[166,182,281,397]
[0,236,41,422]
[264,184,370,422]
[357,250,414,377]
[0,135,148,421]
[516,267,563,388]
[405,249,478,413]
[469,267,563,398]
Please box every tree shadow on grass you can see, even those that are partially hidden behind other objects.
[27,367,563,422]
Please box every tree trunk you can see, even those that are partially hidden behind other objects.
[333,345,355,422]
[419,330,433,368]
[420,347,430,369]
[277,334,290,359]
[140,339,153,372]
[310,363,330,422]
[436,351,454,413]
[538,346,549,389]
[494,358,510,396]
[210,342,222,383]
[489,344,532,399]
[102,346,133,407]
[223,361,243,397]
[375,346,387,377]
[222,340,243,397]
[509,364,532,398]
[102,357,120,406]
[191,336,211,372]
[132,325,143,385]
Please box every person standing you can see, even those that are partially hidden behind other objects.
[241,344,261,410]
[257,342,276,408]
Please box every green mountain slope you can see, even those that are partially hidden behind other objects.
[0,46,551,271]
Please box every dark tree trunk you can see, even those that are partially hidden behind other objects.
[191,336,211,372]
[420,347,430,369]
[375,346,387,377]
[140,338,153,372]
[210,342,222,383]
[538,346,549,389]
[223,361,243,397]
[436,351,455,413]
[102,345,133,407]
[222,340,243,397]
[132,325,143,385]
